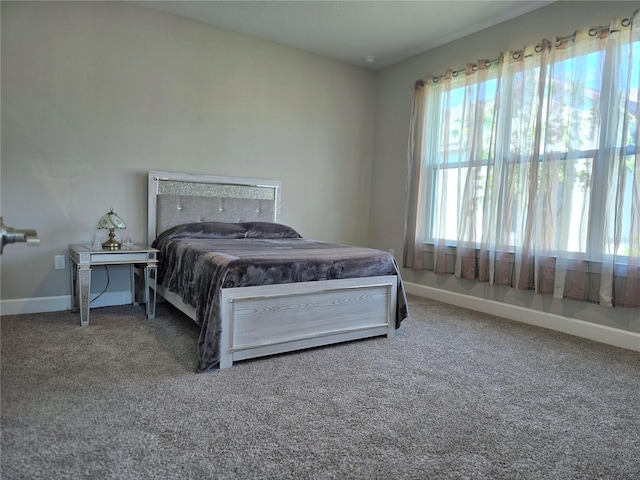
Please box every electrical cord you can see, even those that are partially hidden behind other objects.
[89,265,110,304]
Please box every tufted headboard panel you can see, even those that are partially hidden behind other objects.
[148,171,281,244]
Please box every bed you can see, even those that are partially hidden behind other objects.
[147,170,408,372]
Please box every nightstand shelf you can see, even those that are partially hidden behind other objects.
[69,244,158,326]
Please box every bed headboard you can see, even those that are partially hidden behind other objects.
[148,170,282,245]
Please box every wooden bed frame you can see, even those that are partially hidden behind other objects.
[148,170,398,369]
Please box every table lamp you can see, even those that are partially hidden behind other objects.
[97,207,126,250]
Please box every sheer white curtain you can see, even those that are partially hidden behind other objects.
[405,11,639,307]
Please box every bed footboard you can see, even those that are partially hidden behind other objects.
[218,275,397,368]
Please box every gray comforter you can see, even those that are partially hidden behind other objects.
[153,222,408,372]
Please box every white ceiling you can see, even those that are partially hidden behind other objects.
[131,0,554,70]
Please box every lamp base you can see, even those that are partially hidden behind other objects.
[102,239,121,250]
[102,230,121,250]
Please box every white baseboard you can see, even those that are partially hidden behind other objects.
[4,285,638,352]
[405,282,640,352]
[0,292,132,316]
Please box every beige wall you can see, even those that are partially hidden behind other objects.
[1,1,375,300]
[2,1,638,333]
[370,1,640,333]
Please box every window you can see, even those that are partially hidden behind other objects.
[406,13,639,307]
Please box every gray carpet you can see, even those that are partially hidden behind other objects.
[2,295,639,479]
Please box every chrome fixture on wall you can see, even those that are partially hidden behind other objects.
[0,217,40,254]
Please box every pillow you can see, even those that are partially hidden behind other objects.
[239,222,302,239]
[155,222,246,242]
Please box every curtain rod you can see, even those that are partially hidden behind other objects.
[416,15,633,87]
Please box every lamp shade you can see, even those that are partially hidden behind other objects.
[98,208,126,230]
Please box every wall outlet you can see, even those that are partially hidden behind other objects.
[54,255,66,270]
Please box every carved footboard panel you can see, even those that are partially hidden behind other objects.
[219,275,397,368]
[152,275,397,369]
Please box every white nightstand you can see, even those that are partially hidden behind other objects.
[69,244,158,326]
